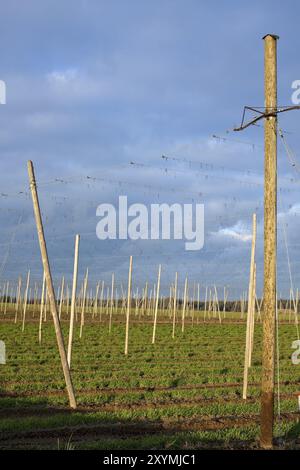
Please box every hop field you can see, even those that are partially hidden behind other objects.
[1,312,300,450]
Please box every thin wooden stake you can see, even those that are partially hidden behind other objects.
[124,256,132,356]
[182,277,188,333]
[67,234,80,367]
[249,262,257,366]
[14,276,22,324]
[59,276,65,320]
[243,213,257,399]
[152,264,161,344]
[204,286,208,321]
[109,273,115,333]
[172,272,178,339]
[80,268,88,339]
[39,271,46,344]
[22,270,30,332]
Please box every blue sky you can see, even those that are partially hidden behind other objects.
[1,0,300,299]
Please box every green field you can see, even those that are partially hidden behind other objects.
[1,312,300,449]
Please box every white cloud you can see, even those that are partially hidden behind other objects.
[211,221,252,242]
[45,67,114,102]
[46,68,78,84]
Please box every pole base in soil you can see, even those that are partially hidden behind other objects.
[260,391,274,449]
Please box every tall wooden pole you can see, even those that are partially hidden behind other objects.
[152,264,161,344]
[109,273,114,333]
[124,256,132,355]
[22,270,30,332]
[143,282,148,317]
[66,284,70,317]
[182,277,188,333]
[93,282,100,319]
[14,276,22,324]
[4,281,9,315]
[27,160,76,409]
[243,213,257,399]
[172,272,178,339]
[214,285,221,323]
[100,280,104,321]
[80,268,88,339]
[197,283,200,322]
[204,286,208,321]
[249,263,257,356]
[59,276,65,320]
[67,234,80,367]
[260,34,278,449]
[39,271,46,345]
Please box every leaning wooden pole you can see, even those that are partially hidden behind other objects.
[260,34,278,449]
[67,234,80,367]
[27,160,76,409]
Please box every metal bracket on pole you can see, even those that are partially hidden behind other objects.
[234,105,300,132]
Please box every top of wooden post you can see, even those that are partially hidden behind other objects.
[262,34,279,41]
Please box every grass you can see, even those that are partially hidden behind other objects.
[0,310,300,449]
